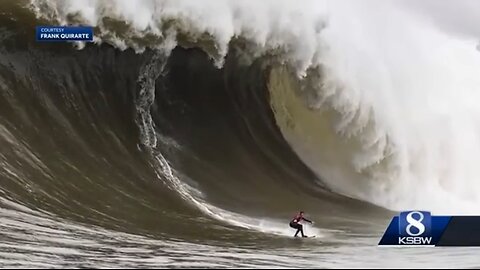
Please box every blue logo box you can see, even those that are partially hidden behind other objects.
[399,211,431,237]
[378,210,451,246]
[36,26,94,42]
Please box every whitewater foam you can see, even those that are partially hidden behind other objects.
[273,1,480,214]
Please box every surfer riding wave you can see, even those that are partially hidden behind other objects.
[289,211,313,237]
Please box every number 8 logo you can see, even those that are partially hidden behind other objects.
[406,211,426,236]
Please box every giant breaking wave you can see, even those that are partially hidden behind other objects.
[1,0,480,246]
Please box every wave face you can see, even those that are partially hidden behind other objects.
[1,0,480,268]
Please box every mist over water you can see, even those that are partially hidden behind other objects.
[1,0,480,267]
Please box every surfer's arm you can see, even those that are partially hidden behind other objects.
[302,217,313,223]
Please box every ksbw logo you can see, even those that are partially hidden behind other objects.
[398,211,432,245]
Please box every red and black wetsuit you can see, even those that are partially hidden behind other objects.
[289,213,312,237]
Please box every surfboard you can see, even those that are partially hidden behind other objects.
[293,235,316,238]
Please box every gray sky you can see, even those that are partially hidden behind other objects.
[400,0,480,39]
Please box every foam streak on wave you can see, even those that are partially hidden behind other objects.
[30,0,480,215]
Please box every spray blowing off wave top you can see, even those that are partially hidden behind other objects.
[29,0,480,215]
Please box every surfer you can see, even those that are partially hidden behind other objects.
[289,211,313,237]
